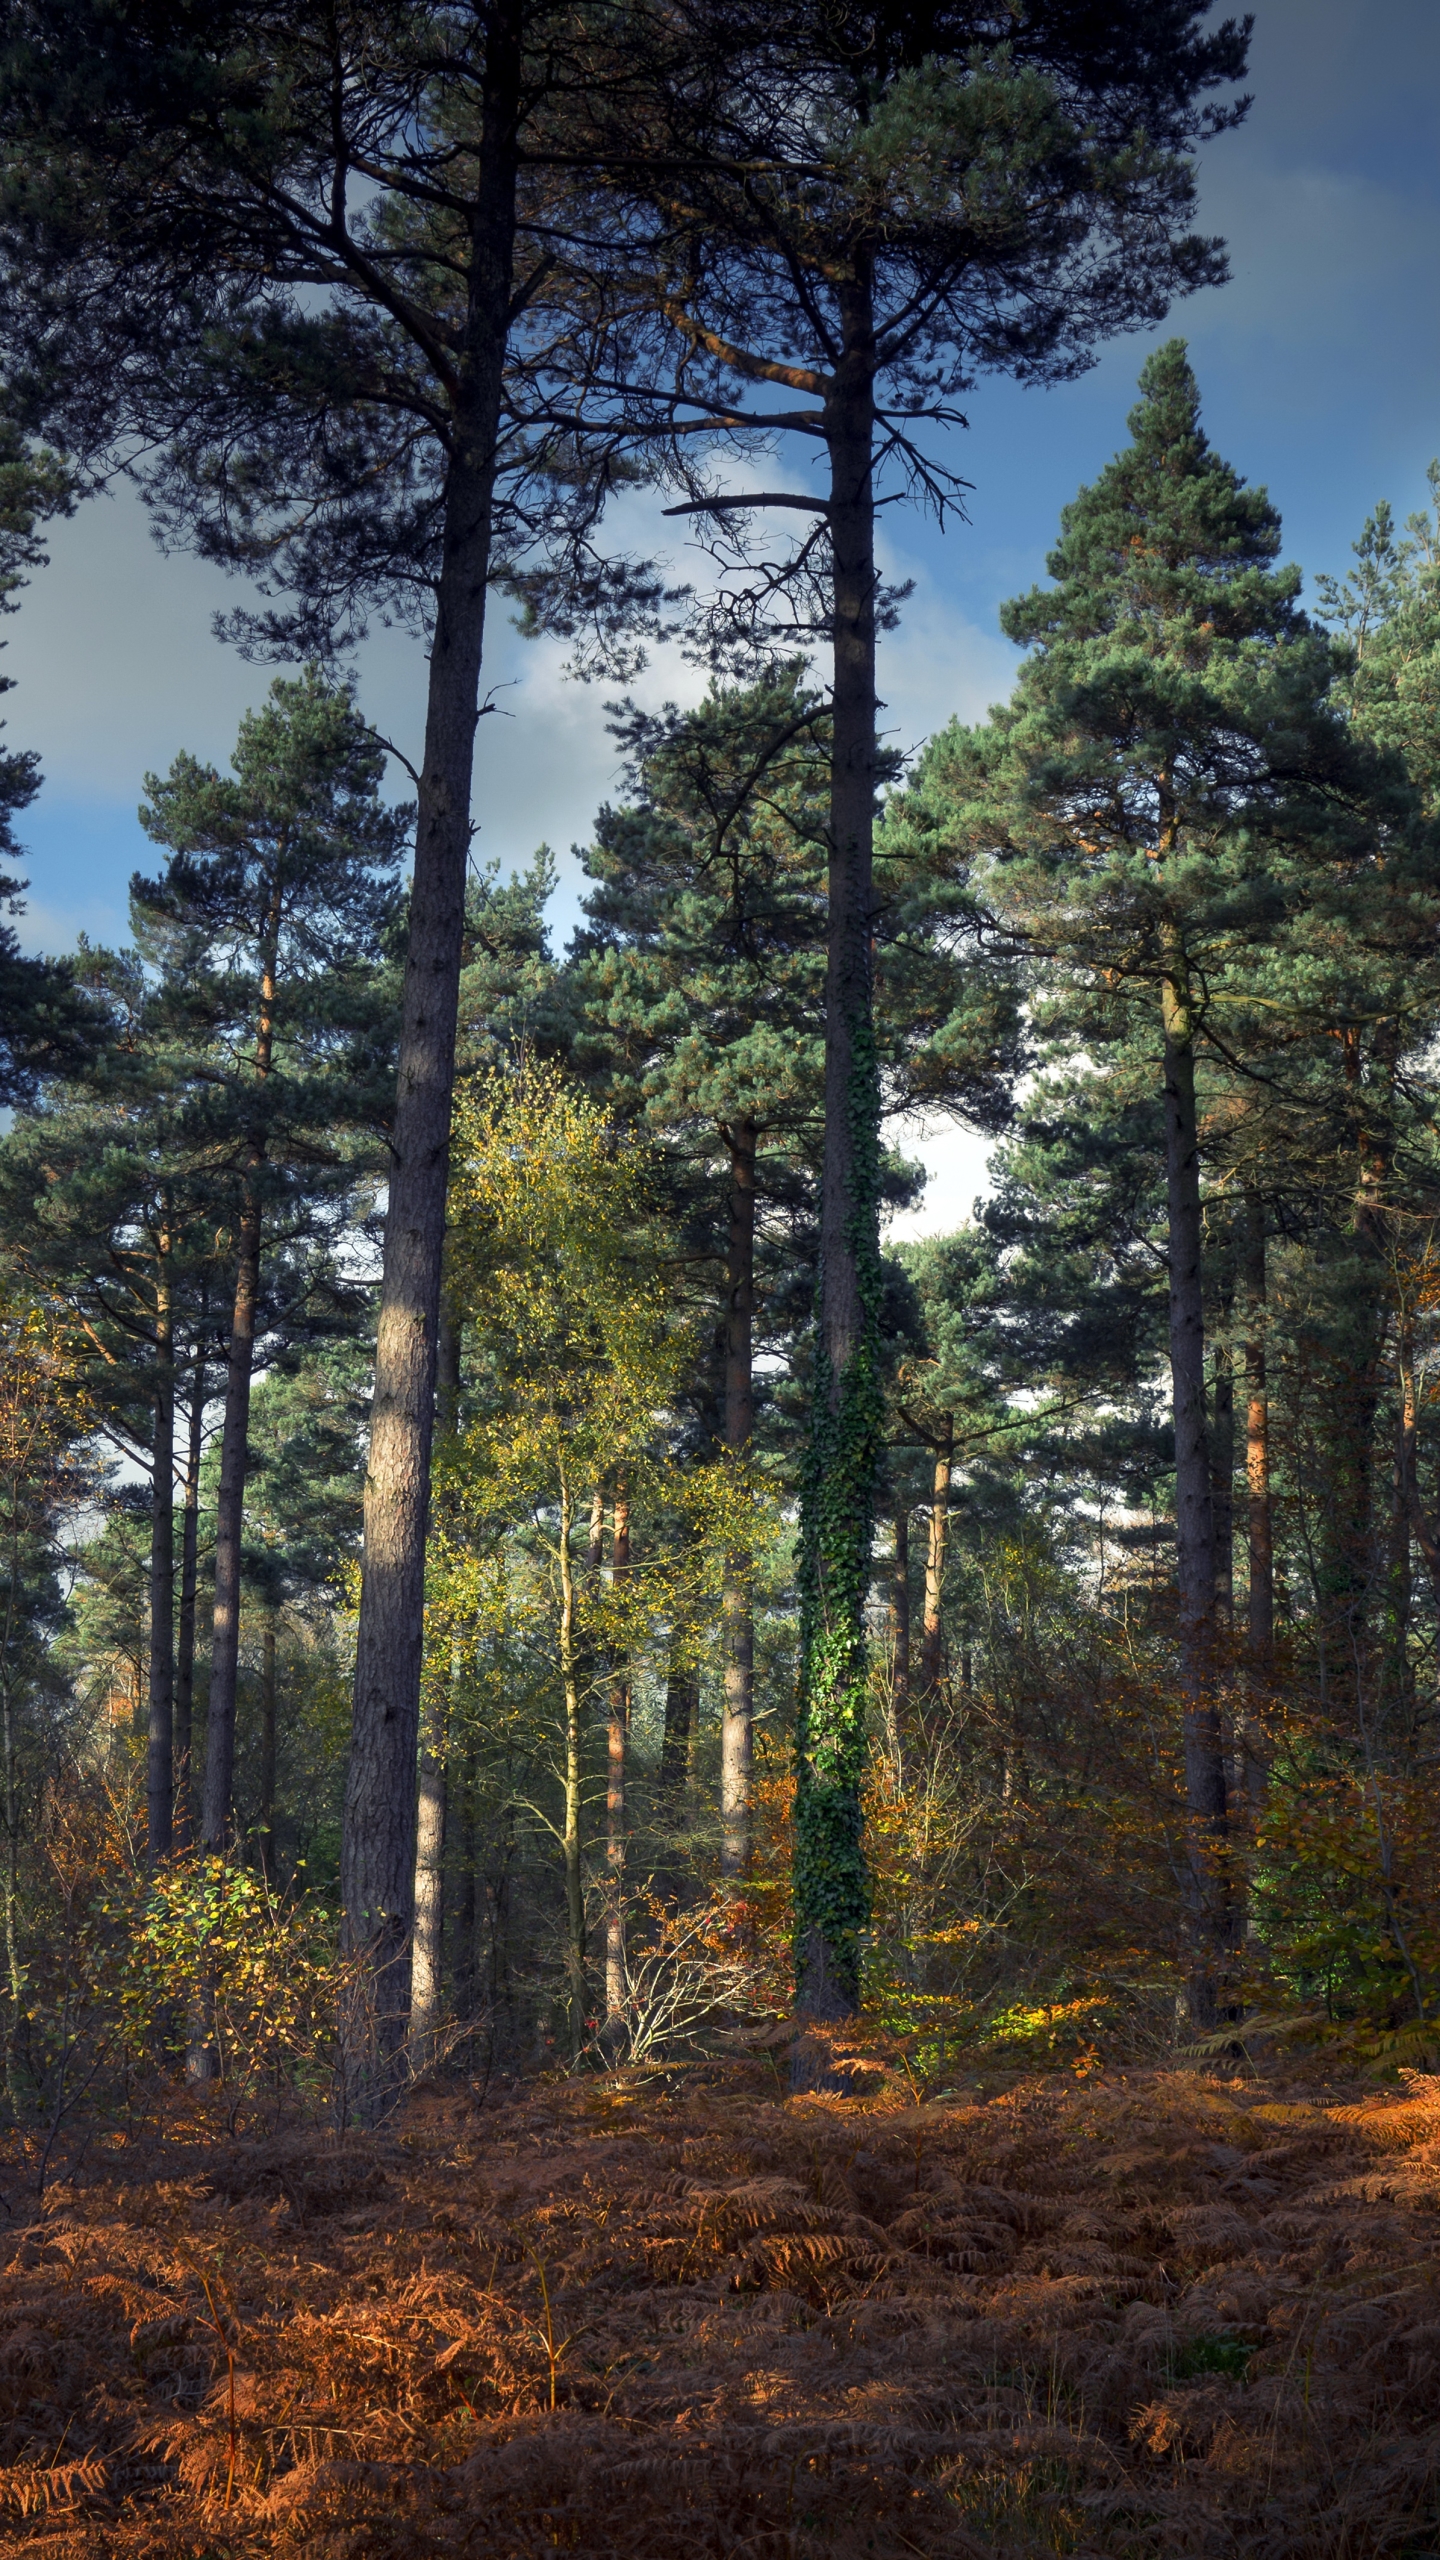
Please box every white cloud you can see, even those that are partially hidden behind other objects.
[887,1117,995,1240]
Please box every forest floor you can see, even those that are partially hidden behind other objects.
[0,2050,1438,2557]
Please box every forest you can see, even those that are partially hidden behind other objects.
[0,3,1437,2554]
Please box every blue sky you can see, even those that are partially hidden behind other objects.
[5,0,1439,1220]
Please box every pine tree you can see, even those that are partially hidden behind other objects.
[134,671,405,1941]
[572,669,830,1883]
[581,3,1250,2043]
[0,0,673,2094]
[896,343,1366,2023]
[0,418,97,1101]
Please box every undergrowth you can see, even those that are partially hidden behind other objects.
[1,2058,1440,2554]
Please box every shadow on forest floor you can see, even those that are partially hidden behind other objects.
[0,2053,1438,2554]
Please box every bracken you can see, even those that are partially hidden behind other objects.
[1,2060,1439,2555]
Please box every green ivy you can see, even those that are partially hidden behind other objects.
[793,1001,884,2002]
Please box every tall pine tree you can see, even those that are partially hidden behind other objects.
[896,343,1365,2022]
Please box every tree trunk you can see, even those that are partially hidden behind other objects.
[1240,1189,1272,1844]
[189,1174,263,2084]
[201,882,281,1886]
[409,1302,462,2068]
[557,1472,586,2060]
[1160,938,1228,2028]
[2,1506,23,2107]
[342,8,523,2111]
[200,1172,262,1862]
[794,267,881,2068]
[258,1614,277,1878]
[603,1484,630,2045]
[174,1316,208,1854]
[920,1437,952,1696]
[410,1683,449,2068]
[147,1235,175,1867]
[454,1725,477,2021]
[720,1119,755,1881]
[1242,1190,1273,1665]
[1322,1025,1394,1708]
[1398,1327,1440,1627]
[890,1507,910,1712]
[1387,1376,1414,1720]
[1210,1255,1235,1632]
[659,1644,696,1901]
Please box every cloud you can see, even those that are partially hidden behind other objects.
[887,1118,995,1241]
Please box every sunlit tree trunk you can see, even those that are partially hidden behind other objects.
[890,1507,910,1714]
[720,1121,755,1883]
[202,907,280,1875]
[1242,1191,1273,1668]
[147,1222,175,1866]
[603,1484,630,2047]
[557,1471,585,2059]
[342,6,524,2115]
[1386,1370,1414,1718]
[659,1642,696,1906]
[173,1310,209,1854]
[1210,1249,1235,1632]
[920,1436,953,1697]
[2,1485,23,2106]
[409,1303,461,2069]
[1160,924,1229,2029]
[258,1613,277,1878]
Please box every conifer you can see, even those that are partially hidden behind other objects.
[896,343,1364,2021]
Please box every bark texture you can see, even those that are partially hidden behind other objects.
[341,9,522,2109]
[259,1615,277,1878]
[1242,1191,1273,1663]
[1211,1264,1235,1630]
[920,1438,953,1698]
[558,1475,585,2059]
[793,270,881,2074]
[201,1175,263,1860]
[1161,948,1228,2026]
[720,1120,755,1882]
[409,1302,461,2067]
[146,1250,175,1867]
[890,1509,910,1712]
[173,1323,208,1853]
[603,1487,630,2041]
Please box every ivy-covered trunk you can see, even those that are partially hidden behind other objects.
[793,269,882,2067]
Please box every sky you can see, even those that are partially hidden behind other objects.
[5,0,1439,1231]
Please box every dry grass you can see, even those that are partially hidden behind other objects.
[2,2057,1440,2555]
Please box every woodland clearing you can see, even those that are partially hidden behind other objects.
[0,2058,1438,2557]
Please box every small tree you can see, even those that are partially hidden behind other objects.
[444,1062,713,2057]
